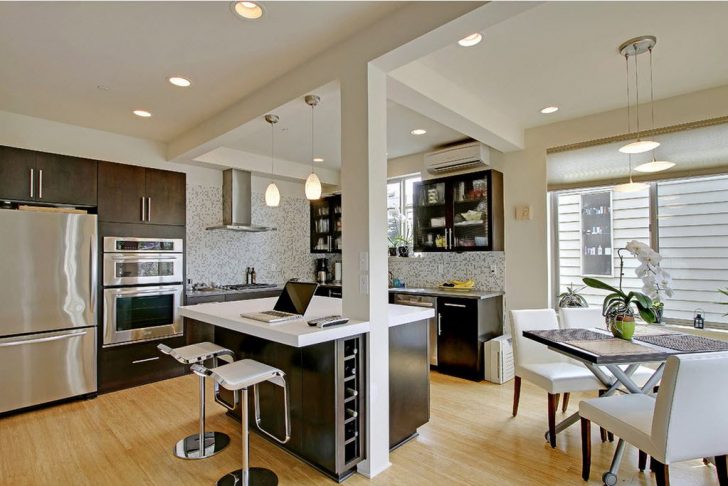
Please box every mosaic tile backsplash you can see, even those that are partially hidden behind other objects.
[186,183,504,292]
[186,184,326,285]
[388,252,505,291]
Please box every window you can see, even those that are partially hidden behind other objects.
[387,175,421,244]
[551,174,728,328]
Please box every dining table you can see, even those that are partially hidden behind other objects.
[523,325,728,486]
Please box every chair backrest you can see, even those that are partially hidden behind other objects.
[559,307,604,329]
[651,351,728,463]
[510,309,564,367]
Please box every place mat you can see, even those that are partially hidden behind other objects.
[568,338,655,356]
[635,334,728,353]
[527,328,612,343]
[633,325,681,337]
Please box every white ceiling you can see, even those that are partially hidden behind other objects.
[415,1,728,131]
[0,1,402,141]
[223,82,467,168]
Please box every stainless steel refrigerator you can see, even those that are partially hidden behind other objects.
[0,209,97,413]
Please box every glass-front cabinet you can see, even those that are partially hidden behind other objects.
[310,194,342,253]
[413,170,503,252]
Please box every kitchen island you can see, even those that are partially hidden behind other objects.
[179,296,433,482]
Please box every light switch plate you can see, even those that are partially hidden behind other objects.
[359,252,368,272]
[515,205,532,220]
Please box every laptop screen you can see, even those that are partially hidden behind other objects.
[273,281,318,315]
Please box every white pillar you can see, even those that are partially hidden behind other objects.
[340,63,390,477]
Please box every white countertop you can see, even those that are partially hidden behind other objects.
[180,296,434,348]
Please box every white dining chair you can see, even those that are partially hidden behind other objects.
[511,309,604,448]
[579,352,728,486]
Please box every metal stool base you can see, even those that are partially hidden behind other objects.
[174,431,230,460]
[217,468,278,486]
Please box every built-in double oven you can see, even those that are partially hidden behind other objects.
[102,237,184,347]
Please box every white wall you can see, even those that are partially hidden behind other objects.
[502,84,728,312]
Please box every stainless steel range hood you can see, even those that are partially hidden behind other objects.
[206,169,276,232]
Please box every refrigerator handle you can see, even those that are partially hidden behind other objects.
[0,330,87,348]
[90,233,97,324]
[29,168,34,198]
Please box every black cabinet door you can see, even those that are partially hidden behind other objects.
[145,168,186,225]
[0,146,36,202]
[437,297,480,378]
[98,161,146,223]
[35,152,97,206]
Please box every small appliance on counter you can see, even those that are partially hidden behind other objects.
[333,261,342,284]
[316,257,329,284]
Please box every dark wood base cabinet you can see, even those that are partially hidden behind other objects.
[214,328,366,482]
[98,335,187,394]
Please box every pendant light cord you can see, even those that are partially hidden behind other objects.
[310,103,315,174]
[625,53,631,135]
[270,120,275,177]
[649,46,655,130]
[633,44,641,139]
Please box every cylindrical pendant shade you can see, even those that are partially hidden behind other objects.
[305,172,322,200]
[265,182,280,207]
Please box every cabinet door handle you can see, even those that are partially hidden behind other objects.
[38,169,43,199]
[147,197,151,222]
[437,313,442,335]
[443,302,467,308]
[141,197,146,222]
[29,168,34,198]
[132,356,159,365]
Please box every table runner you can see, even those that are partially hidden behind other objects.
[635,333,728,353]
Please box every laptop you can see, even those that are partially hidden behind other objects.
[241,281,318,323]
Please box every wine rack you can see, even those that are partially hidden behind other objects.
[338,335,365,470]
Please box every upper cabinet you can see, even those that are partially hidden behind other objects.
[413,170,503,252]
[310,194,342,253]
[0,146,98,206]
[98,162,186,226]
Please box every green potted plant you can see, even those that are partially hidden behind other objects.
[583,240,671,339]
[557,284,588,308]
[387,236,397,257]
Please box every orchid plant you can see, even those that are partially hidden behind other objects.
[583,240,673,324]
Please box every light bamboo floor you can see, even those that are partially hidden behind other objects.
[0,371,718,485]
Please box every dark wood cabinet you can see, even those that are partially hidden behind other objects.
[315,285,342,298]
[413,170,503,252]
[0,146,98,206]
[310,194,342,253]
[436,295,503,381]
[98,162,186,225]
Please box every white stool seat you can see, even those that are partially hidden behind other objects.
[159,341,232,364]
[208,359,283,391]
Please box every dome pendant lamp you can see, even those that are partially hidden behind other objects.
[264,114,281,207]
[618,36,660,155]
[304,94,322,200]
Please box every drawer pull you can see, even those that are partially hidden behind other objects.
[443,303,467,308]
[132,357,160,364]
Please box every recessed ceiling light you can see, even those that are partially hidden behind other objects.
[410,129,427,136]
[313,157,324,163]
[232,1,263,20]
[540,106,559,114]
[133,110,152,118]
[168,76,191,87]
[96,85,109,91]
[458,33,482,47]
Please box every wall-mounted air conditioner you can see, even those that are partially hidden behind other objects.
[425,141,490,175]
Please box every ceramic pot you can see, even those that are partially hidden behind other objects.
[398,246,409,257]
[388,247,397,257]
[611,315,635,340]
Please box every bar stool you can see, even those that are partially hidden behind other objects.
[158,342,234,459]
[191,359,291,486]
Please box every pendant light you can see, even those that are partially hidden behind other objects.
[615,157,649,193]
[634,42,675,173]
[304,94,322,200]
[618,36,660,155]
[264,114,280,207]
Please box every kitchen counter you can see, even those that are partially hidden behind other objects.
[388,287,504,300]
[186,285,283,298]
[179,295,434,347]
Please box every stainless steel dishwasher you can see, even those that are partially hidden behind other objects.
[392,293,438,366]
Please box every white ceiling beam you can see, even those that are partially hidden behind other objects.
[167,2,484,162]
[388,65,524,152]
[193,146,340,185]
